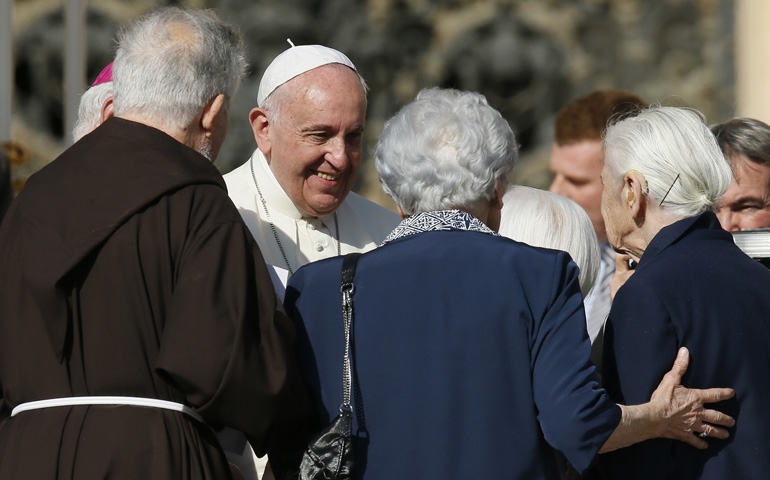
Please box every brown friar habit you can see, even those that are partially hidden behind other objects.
[0,118,312,479]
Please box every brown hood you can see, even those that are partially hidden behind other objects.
[17,117,225,361]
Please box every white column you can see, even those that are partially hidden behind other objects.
[736,0,770,121]
[0,0,12,143]
[64,0,86,144]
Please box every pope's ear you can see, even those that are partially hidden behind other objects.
[249,107,271,154]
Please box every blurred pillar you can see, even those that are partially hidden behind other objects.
[736,0,770,122]
[64,0,86,144]
[0,0,12,143]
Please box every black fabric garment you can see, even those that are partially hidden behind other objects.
[0,118,313,479]
[600,212,770,479]
[0,147,12,224]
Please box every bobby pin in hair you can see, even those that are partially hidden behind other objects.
[659,173,680,206]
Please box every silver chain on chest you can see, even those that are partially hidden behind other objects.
[249,157,340,276]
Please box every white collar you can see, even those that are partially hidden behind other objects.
[249,149,305,220]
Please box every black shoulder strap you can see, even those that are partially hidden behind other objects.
[341,253,362,289]
[339,253,362,416]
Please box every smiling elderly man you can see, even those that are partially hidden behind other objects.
[225,44,399,277]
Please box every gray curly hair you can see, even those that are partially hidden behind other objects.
[375,88,518,216]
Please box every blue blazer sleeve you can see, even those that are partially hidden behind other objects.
[531,252,622,474]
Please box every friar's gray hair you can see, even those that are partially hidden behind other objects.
[375,87,518,216]
[603,106,732,218]
[499,186,600,297]
[72,82,113,142]
[112,7,247,131]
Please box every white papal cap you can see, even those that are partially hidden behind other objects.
[257,40,358,107]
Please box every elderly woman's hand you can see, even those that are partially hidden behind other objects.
[600,347,735,453]
[648,347,735,449]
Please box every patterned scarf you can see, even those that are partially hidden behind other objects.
[381,209,498,246]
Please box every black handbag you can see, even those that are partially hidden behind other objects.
[297,253,361,480]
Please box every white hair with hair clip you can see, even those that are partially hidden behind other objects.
[603,106,732,218]
[375,88,518,216]
[499,186,600,297]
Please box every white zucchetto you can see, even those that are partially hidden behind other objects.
[257,41,358,106]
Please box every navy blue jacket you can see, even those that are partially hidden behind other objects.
[599,212,770,479]
[285,227,621,479]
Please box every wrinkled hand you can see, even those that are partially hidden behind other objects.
[649,347,735,449]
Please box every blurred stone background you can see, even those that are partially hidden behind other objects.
[6,0,736,210]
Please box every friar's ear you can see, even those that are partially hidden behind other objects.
[201,94,226,133]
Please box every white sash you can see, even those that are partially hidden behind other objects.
[10,396,205,423]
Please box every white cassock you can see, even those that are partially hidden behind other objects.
[219,148,399,480]
[224,149,400,274]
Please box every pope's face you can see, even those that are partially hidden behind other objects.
[264,65,367,217]
[715,155,770,231]
[549,140,606,241]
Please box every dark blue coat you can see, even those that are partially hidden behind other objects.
[285,227,621,479]
[599,212,770,479]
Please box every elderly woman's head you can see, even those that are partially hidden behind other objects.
[499,186,600,297]
[375,88,518,228]
[600,106,732,255]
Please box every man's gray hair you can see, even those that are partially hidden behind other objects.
[603,106,732,219]
[375,88,518,216]
[710,117,770,168]
[112,7,247,131]
[72,82,113,142]
[499,186,599,297]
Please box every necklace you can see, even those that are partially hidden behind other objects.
[249,156,340,275]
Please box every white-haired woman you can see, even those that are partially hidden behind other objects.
[280,90,734,480]
[499,185,600,297]
[597,106,770,479]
